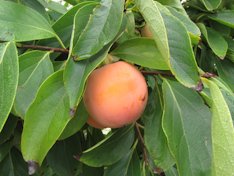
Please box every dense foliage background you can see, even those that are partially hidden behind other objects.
[0,0,234,175]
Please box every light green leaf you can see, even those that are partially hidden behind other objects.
[136,0,169,62]
[64,45,109,109]
[162,79,212,176]
[0,0,61,43]
[165,167,179,176]
[161,12,200,88]
[200,0,221,11]
[14,51,54,118]
[80,126,135,167]
[72,0,124,60]
[198,23,228,59]
[143,88,174,170]
[204,79,234,176]
[208,10,234,28]
[0,42,18,132]
[112,38,169,70]
[21,71,71,165]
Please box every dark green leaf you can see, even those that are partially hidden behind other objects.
[198,23,228,59]
[126,151,141,176]
[208,10,234,28]
[0,141,13,162]
[162,79,212,176]
[0,42,18,132]
[0,0,62,43]
[21,71,71,165]
[200,0,221,11]
[204,79,234,176]
[136,0,169,62]
[14,51,54,118]
[112,38,169,70]
[143,88,174,170]
[216,59,234,91]
[80,125,135,167]
[72,0,124,60]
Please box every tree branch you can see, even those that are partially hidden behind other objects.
[17,44,69,53]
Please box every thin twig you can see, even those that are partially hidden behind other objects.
[17,44,69,53]
[141,70,174,77]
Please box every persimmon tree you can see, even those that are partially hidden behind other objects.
[0,0,234,175]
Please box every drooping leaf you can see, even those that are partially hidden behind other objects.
[0,42,18,132]
[64,44,109,109]
[204,79,234,176]
[136,0,169,62]
[80,125,135,167]
[59,100,88,140]
[112,38,169,70]
[14,51,54,118]
[143,87,174,170]
[216,59,234,91]
[198,23,228,59]
[0,0,61,43]
[208,10,234,28]
[200,0,221,11]
[21,71,71,165]
[162,79,212,176]
[161,11,200,88]
[72,0,124,60]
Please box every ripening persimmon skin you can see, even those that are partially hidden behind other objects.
[83,61,148,128]
[87,117,106,129]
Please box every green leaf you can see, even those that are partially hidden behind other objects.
[143,88,174,170]
[21,71,71,165]
[112,38,169,70]
[216,59,234,91]
[64,45,109,109]
[165,167,179,176]
[161,11,200,88]
[136,0,169,62]
[0,115,17,145]
[0,42,18,132]
[198,23,228,59]
[72,0,124,60]
[80,125,135,167]
[226,37,234,63]
[59,100,88,140]
[47,134,81,176]
[126,151,141,176]
[208,10,234,28]
[204,79,234,176]
[0,141,13,162]
[162,79,212,176]
[0,0,60,42]
[200,0,221,11]
[14,51,54,118]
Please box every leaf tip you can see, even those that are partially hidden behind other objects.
[28,160,39,175]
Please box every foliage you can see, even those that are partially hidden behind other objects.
[0,0,234,175]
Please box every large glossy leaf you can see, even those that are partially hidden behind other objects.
[80,126,135,167]
[200,0,221,11]
[221,89,234,122]
[14,51,54,118]
[161,11,200,88]
[143,88,174,170]
[204,79,234,176]
[136,0,169,62]
[208,10,234,28]
[0,42,18,132]
[112,38,169,70]
[216,59,234,91]
[64,45,109,109]
[162,79,212,176]
[0,0,61,43]
[21,71,71,165]
[198,23,228,59]
[72,0,124,60]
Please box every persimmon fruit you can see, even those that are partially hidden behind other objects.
[84,61,148,128]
